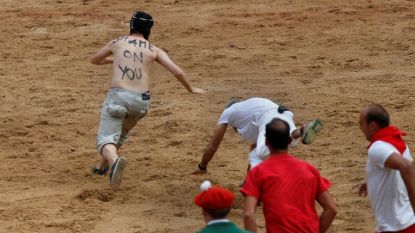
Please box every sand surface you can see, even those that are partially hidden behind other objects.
[0,0,414,232]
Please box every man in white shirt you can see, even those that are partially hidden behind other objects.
[356,104,415,232]
[192,97,322,174]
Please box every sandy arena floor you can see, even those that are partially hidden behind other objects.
[0,0,414,232]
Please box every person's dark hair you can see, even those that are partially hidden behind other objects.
[365,104,390,128]
[224,97,243,110]
[130,11,154,40]
[265,118,290,150]
[206,208,231,219]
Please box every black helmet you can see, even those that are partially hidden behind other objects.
[130,11,154,40]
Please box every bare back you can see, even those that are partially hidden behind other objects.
[91,33,204,95]
[109,36,157,92]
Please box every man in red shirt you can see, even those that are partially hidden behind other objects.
[241,118,337,233]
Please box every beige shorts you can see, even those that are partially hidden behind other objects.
[96,88,150,154]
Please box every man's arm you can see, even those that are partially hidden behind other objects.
[192,124,227,174]
[243,196,258,233]
[90,41,113,65]
[316,191,337,233]
[384,153,415,213]
[155,49,205,94]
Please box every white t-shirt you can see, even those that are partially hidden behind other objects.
[366,141,415,232]
[218,98,278,143]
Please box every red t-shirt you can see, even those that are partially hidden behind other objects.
[241,153,331,233]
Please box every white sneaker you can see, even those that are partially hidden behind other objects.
[109,157,127,190]
[302,119,323,144]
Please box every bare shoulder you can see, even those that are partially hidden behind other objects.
[151,44,168,60]
[151,44,163,54]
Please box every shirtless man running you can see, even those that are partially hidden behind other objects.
[89,12,205,190]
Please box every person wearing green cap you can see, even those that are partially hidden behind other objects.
[194,181,251,233]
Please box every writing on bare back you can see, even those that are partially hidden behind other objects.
[114,37,154,81]
[113,36,154,52]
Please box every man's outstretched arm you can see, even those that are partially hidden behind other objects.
[155,48,205,94]
[192,124,227,174]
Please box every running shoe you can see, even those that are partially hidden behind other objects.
[109,157,127,190]
[302,119,323,144]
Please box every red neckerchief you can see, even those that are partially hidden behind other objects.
[368,126,407,155]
